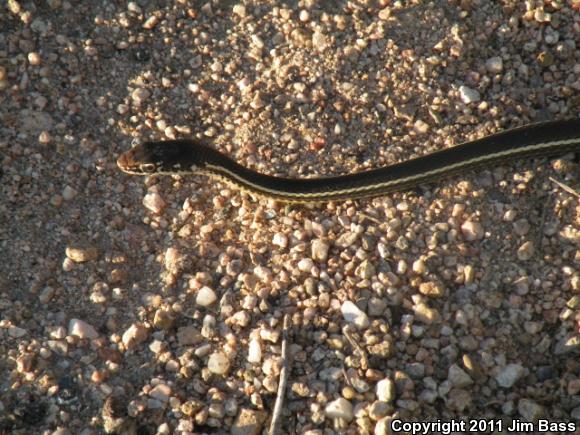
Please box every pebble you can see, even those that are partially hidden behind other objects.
[142,15,159,30]
[248,337,262,363]
[164,247,183,273]
[298,258,315,272]
[143,192,166,214]
[28,52,42,66]
[311,239,329,261]
[554,334,580,355]
[208,352,230,375]
[272,233,288,248]
[447,389,472,412]
[122,323,149,349]
[341,301,369,329]
[231,408,267,435]
[131,87,151,104]
[516,241,534,260]
[418,281,445,298]
[335,232,358,248]
[16,353,35,372]
[495,363,526,388]
[413,303,439,324]
[250,92,265,109]
[406,363,425,379]
[312,31,328,51]
[324,398,353,421]
[254,266,273,282]
[375,416,395,435]
[458,85,480,104]
[518,398,544,421]
[62,185,77,200]
[448,364,473,388]
[66,245,98,262]
[149,383,171,402]
[368,401,391,420]
[8,326,28,338]
[513,218,530,236]
[461,221,484,241]
[485,56,503,73]
[176,326,198,346]
[260,328,280,343]
[368,297,387,316]
[355,260,375,279]
[376,378,396,403]
[413,119,429,134]
[68,318,99,339]
[196,286,217,307]
[232,5,246,18]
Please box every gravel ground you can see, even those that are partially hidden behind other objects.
[1,1,579,434]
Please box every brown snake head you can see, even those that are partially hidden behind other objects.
[117,140,210,175]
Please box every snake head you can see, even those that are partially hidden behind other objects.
[117,140,207,175]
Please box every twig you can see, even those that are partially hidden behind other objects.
[549,176,580,199]
[359,212,382,225]
[269,314,291,435]
[535,194,551,254]
[342,324,369,371]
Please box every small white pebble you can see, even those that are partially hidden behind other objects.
[298,258,315,272]
[122,323,149,349]
[143,192,166,214]
[311,239,329,262]
[232,4,246,17]
[458,85,480,104]
[376,378,395,403]
[260,328,280,343]
[272,233,288,248]
[247,338,262,363]
[196,286,217,307]
[208,352,230,375]
[131,87,151,104]
[68,318,99,339]
[325,398,353,421]
[341,301,369,329]
[461,221,484,241]
[149,384,171,402]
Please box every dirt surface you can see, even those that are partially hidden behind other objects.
[1,1,579,434]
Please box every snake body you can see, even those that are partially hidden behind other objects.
[117,119,580,203]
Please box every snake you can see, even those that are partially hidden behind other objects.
[117,119,580,203]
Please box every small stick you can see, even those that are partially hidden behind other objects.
[343,324,368,371]
[549,176,580,199]
[535,195,550,254]
[269,314,291,435]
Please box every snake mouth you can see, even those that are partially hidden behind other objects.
[117,152,141,174]
[116,152,130,171]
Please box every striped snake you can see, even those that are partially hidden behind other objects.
[117,119,580,203]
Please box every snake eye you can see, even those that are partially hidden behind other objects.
[140,163,156,173]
